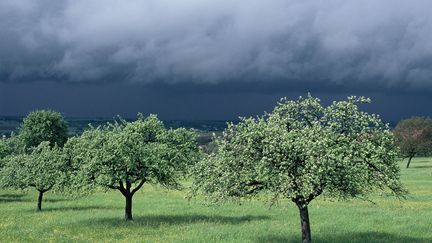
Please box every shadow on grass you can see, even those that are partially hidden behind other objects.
[43,198,70,203]
[28,205,122,212]
[257,232,431,243]
[0,193,28,203]
[46,205,122,212]
[0,193,71,203]
[79,214,270,228]
[410,165,432,169]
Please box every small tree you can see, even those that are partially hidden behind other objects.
[191,95,405,243]
[0,142,66,210]
[19,110,68,149]
[393,117,432,168]
[65,114,200,220]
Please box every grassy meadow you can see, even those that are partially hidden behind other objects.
[0,158,431,243]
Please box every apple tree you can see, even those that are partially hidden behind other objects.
[0,142,67,210]
[19,110,68,149]
[191,95,405,243]
[65,114,200,220]
[1,110,69,209]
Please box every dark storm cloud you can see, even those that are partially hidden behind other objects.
[1,0,432,92]
[1,81,431,122]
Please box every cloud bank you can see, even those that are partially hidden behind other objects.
[1,0,432,91]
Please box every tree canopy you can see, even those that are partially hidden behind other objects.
[0,135,24,174]
[393,117,432,168]
[0,138,11,165]
[191,95,405,243]
[0,142,67,210]
[19,110,68,149]
[65,114,200,220]
[1,111,68,209]
[0,139,9,170]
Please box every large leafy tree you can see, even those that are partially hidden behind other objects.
[0,142,66,210]
[191,95,405,243]
[19,110,68,149]
[393,117,432,168]
[65,114,200,220]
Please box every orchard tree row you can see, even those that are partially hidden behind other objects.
[0,111,200,218]
[0,95,407,243]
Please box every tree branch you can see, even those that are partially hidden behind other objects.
[118,181,127,196]
[106,184,120,190]
[306,188,323,203]
[126,181,131,191]
[291,187,323,208]
[33,184,54,193]
[131,179,146,195]
[228,180,265,196]
[43,184,54,193]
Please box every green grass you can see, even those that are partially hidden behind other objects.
[1,158,431,243]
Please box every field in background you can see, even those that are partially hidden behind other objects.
[0,158,431,243]
[0,117,229,145]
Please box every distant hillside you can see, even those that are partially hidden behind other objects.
[0,116,395,146]
[0,116,234,137]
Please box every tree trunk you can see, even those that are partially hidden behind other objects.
[37,190,44,211]
[298,204,312,243]
[406,156,413,168]
[124,194,133,220]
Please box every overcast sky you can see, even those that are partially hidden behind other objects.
[1,0,432,121]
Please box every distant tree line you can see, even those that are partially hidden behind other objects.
[0,95,411,243]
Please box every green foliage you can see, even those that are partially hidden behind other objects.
[0,141,67,210]
[192,95,405,203]
[19,110,68,149]
[202,140,218,154]
[0,134,23,158]
[393,117,432,160]
[0,142,66,192]
[66,114,200,192]
[0,139,9,159]
[0,135,25,176]
[0,139,10,169]
[191,95,405,242]
[65,114,200,219]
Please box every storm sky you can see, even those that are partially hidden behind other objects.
[1,0,432,121]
